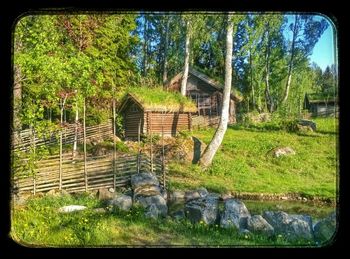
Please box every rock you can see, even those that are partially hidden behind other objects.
[185,188,208,202]
[93,208,106,213]
[135,195,168,217]
[58,205,87,213]
[131,173,159,189]
[169,191,185,201]
[220,199,251,230]
[247,215,274,237]
[97,188,115,201]
[133,185,161,199]
[269,147,296,158]
[107,194,132,211]
[220,192,233,201]
[263,211,314,241]
[313,212,336,244]
[108,188,115,193]
[185,196,219,225]
[171,210,185,220]
[145,204,160,219]
[298,119,316,132]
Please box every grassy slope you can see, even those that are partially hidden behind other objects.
[11,194,312,247]
[168,118,338,199]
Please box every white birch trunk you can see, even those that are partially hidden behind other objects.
[199,14,233,168]
[181,20,190,96]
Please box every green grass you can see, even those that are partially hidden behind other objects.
[168,117,338,200]
[122,86,197,112]
[11,194,316,247]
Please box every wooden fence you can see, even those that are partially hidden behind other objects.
[12,153,167,195]
[12,120,113,151]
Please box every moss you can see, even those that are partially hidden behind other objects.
[120,86,197,112]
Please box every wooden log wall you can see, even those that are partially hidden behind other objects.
[145,112,191,136]
[13,153,167,195]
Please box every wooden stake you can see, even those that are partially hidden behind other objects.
[137,117,141,174]
[83,98,87,192]
[113,99,116,190]
[161,112,165,189]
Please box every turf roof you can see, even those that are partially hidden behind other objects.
[119,87,197,113]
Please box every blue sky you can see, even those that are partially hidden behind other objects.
[309,19,336,71]
[285,14,336,71]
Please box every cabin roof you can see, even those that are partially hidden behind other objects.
[169,67,243,102]
[305,93,338,104]
[118,87,197,113]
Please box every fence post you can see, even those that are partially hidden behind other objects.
[59,130,62,190]
[137,118,141,174]
[84,98,88,192]
[33,175,36,195]
[113,99,116,190]
[161,111,165,189]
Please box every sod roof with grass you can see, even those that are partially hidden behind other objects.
[118,87,197,113]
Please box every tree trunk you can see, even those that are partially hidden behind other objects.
[282,15,298,104]
[142,17,148,76]
[249,49,255,110]
[163,17,170,87]
[199,14,233,168]
[181,20,190,96]
[264,27,274,113]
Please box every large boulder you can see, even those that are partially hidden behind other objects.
[135,194,168,217]
[247,215,274,237]
[185,196,219,225]
[220,199,251,230]
[131,173,160,189]
[107,194,132,211]
[133,185,161,199]
[97,188,115,201]
[263,211,314,241]
[58,205,87,213]
[269,147,296,158]
[185,187,209,202]
[168,191,185,201]
[313,212,337,244]
[297,119,316,132]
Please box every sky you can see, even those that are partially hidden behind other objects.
[285,14,336,72]
[309,19,336,71]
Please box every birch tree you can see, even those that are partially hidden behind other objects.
[199,13,234,168]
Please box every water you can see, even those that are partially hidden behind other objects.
[168,199,335,220]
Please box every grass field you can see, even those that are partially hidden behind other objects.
[10,117,338,247]
[168,117,338,200]
[11,194,318,247]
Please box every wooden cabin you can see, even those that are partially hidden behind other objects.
[118,92,197,138]
[167,68,242,124]
[304,93,338,117]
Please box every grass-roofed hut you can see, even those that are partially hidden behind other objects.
[304,93,338,117]
[118,87,197,138]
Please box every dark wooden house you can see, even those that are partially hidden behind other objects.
[118,92,197,138]
[167,68,242,124]
[304,93,339,117]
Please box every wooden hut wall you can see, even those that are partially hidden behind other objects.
[123,102,144,138]
[145,112,191,136]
